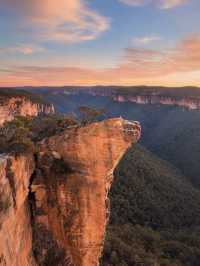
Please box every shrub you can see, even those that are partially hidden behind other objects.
[78,106,106,125]
[0,114,78,155]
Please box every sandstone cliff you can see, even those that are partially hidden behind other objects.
[0,118,141,266]
[0,154,36,266]
[0,97,55,126]
[70,87,200,110]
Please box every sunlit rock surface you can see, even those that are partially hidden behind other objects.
[0,97,54,126]
[82,88,200,110]
[0,154,36,266]
[32,118,141,266]
[0,118,141,266]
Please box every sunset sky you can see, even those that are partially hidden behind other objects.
[1,0,200,87]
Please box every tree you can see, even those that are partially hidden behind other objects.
[78,106,106,125]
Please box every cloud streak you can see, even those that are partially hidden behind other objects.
[119,0,187,9]
[1,34,200,86]
[0,0,109,43]
[0,45,45,55]
[132,35,161,45]
[120,34,200,77]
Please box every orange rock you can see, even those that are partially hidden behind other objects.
[0,118,141,266]
[0,154,36,266]
[0,97,54,126]
[32,118,141,266]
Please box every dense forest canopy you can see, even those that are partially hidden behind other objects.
[102,145,200,266]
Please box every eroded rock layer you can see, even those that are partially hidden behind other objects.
[32,118,141,266]
[73,88,200,110]
[0,154,36,266]
[0,97,54,126]
[0,118,141,266]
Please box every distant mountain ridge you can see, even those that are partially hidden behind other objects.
[19,85,200,110]
[65,86,200,110]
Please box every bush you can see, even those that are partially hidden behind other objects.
[0,114,78,155]
[78,106,106,125]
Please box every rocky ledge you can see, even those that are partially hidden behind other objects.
[0,118,141,266]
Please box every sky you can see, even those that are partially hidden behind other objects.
[1,0,200,87]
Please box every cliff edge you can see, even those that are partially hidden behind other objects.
[67,87,200,110]
[0,118,141,266]
[0,91,55,126]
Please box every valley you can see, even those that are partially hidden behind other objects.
[1,87,200,265]
[33,86,200,187]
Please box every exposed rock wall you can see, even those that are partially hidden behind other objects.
[0,154,36,266]
[31,118,141,266]
[82,88,200,110]
[0,97,55,126]
[113,95,200,110]
[0,118,141,266]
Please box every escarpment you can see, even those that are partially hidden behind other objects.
[0,154,36,266]
[67,87,200,110]
[0,96,54,126]
[0,118,141,266]
[31,118,141,266]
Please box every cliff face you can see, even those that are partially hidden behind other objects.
[0,154,36,266]
[0,97,55,126]
[113,95,200,110]
[31,118,141,266]
[80,88,200,110]
[0,118,141,266]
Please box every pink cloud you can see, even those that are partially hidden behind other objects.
[0,45,45,55]
[0,0,109,43]
[1,34,200,87]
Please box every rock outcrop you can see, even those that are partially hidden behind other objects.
[0,118,141,266]
[0,154,36,266]
[31,118,141,266]
[0,97,55,126]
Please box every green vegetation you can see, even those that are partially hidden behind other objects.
[78,105,106,125]
[0,116,34,154]
[41,88,200,188]
[0,114,78,154]
[0,106,103,155]
[102,224,200,266]
[46,90,200,188]
[101,145,200,266]
[29,88,200,265]
[2,87,200,265]
[110,145,200,229]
